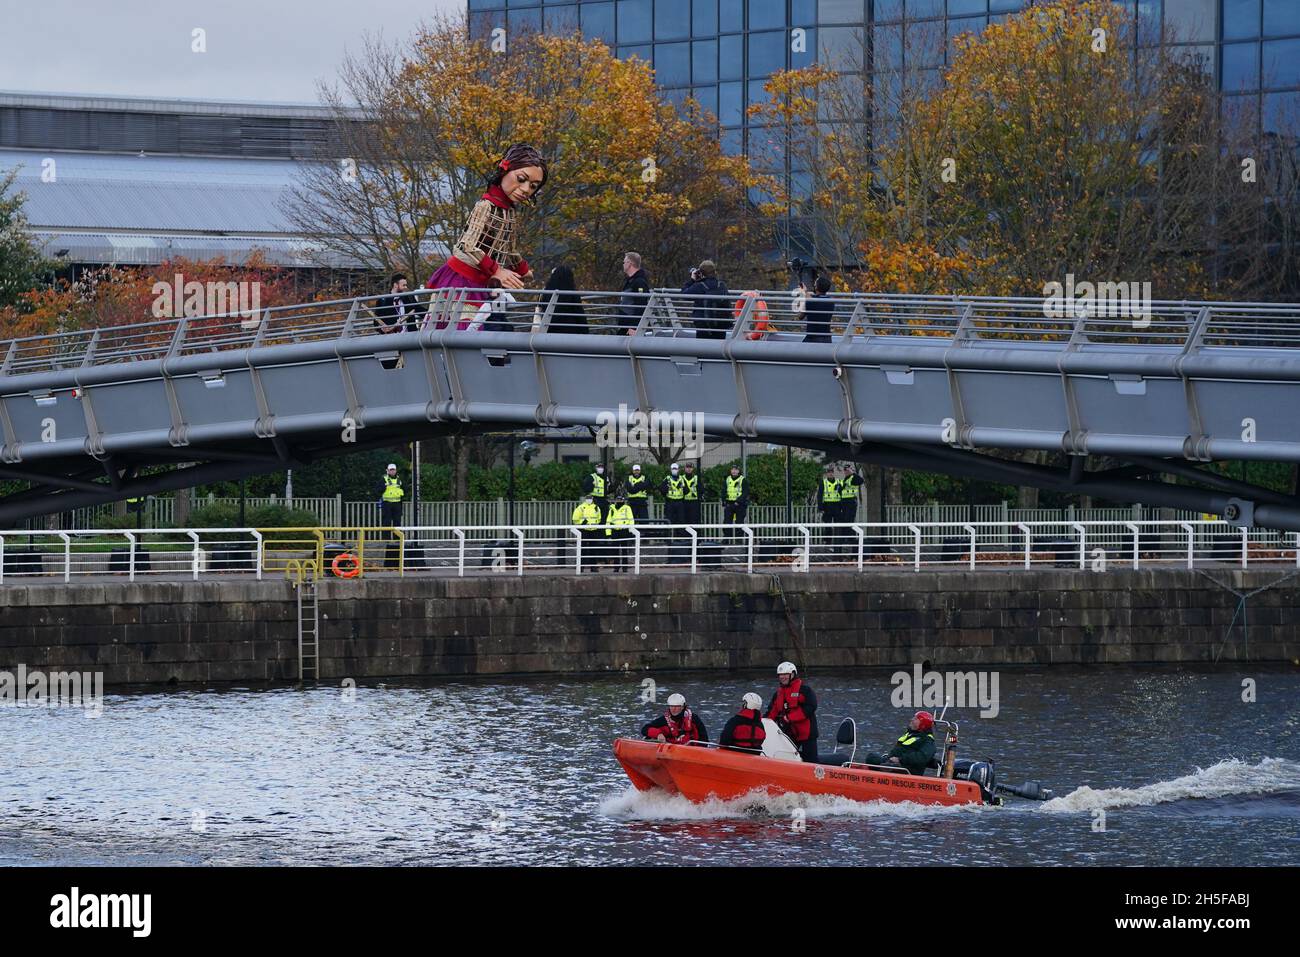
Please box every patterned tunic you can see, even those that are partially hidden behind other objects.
[447,186,530,285]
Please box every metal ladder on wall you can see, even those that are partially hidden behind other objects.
[287,560,321,682]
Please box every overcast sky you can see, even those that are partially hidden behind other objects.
[0,0,465,104]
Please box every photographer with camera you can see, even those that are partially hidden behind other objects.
[681,260,730,340]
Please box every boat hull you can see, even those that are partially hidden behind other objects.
[614,738,983,806]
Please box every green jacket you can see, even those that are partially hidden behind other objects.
[888,730,936,776]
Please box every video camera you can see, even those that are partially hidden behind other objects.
[787,257,820,287]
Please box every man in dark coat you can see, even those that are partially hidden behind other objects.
[681,260,731,339]
[618,251,652,334]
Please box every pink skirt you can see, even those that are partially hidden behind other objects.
[425,262,487,330]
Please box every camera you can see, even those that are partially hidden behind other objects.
[787,257,819,286]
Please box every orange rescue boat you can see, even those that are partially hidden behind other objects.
[614,736,984,806]
[614,717,1049,808]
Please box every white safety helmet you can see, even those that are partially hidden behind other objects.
[776,661,798,676]
[742,692,763,710]
[667,693,686,707]
[386,463,397,471]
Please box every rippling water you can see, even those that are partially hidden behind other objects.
[2,666,1297,866]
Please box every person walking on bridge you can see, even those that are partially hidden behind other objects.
[618,252,652,334]
[424,143,546,329]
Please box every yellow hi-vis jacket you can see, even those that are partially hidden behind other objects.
[605,503,635,535]
[382,475,405,502]
[572,501,602,526]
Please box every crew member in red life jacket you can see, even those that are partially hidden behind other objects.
[719,693,768,753]
[766,661,819,762]
[642,693,708,744]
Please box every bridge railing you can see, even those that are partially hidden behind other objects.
[7,288,1300,380]
[1,520,1295,582]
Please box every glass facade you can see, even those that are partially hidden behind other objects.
[466,0,1300,164]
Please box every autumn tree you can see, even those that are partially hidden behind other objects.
[284,13,769,291]
[0,168,51,310]
[752,0,1294,300]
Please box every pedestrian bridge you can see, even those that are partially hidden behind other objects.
[2,287,1300,528]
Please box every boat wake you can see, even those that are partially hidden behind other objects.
[599,786,984,822]
[1039,757,1300,814]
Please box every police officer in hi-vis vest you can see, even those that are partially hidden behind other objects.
[661,463,687,532]
[571,494,603,570]
[581,463,610,522]
[723,464,749,543]
[817,463,840,550]
[604,492,636,571]
[624,463,650,524]
[837,465,865,524]
[681,462,701,528]
[378,463,405,526]
[377,462,405,569]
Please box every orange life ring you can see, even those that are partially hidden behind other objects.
[331,552,362,578]
[734,291,771,340]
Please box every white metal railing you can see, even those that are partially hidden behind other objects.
[1,520,1295,582]
[31,498,1223,534]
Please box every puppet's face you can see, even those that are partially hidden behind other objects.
[504,166,544,203]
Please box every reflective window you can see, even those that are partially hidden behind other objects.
[1165,0,1217,43]
[948,0,986,14]
[509,0,539,6]
[1223,0,1260,40]
[721,127,744,154]
[719,81,744,125]
[819,26,864,71]
[720,0,744,32]
[617,0,652,44]
[1222,41,1260,90]
[750,0,786,30]
[1263,91,1300,132]
[618,44,653,63]
[1264,0,1300,36]
[988,0,1023,10]
[694,0,718,36]
[905,19,945,68]
[468,0,500,9]
[582,2,616,44]
[508,8,542,33]
[544,4,580,33]
[720,34,744,78]
[1263,38,1300,86]
[656,1,690,40]
[875,0,904,20]
[693,39,719,83]
[749,30,787,76]
[907,0,943,18]
[1171,44,1216,78]
[874,24,903,73]
[691,85,719,116]
[749,78,772,108]
[818,0,862,24]
[656,42,691,86]
[664,88,691,111]
[792,0,816,26]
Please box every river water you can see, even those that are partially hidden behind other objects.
[2,666,1297,866]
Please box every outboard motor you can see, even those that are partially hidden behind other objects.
[953,758,997,804]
